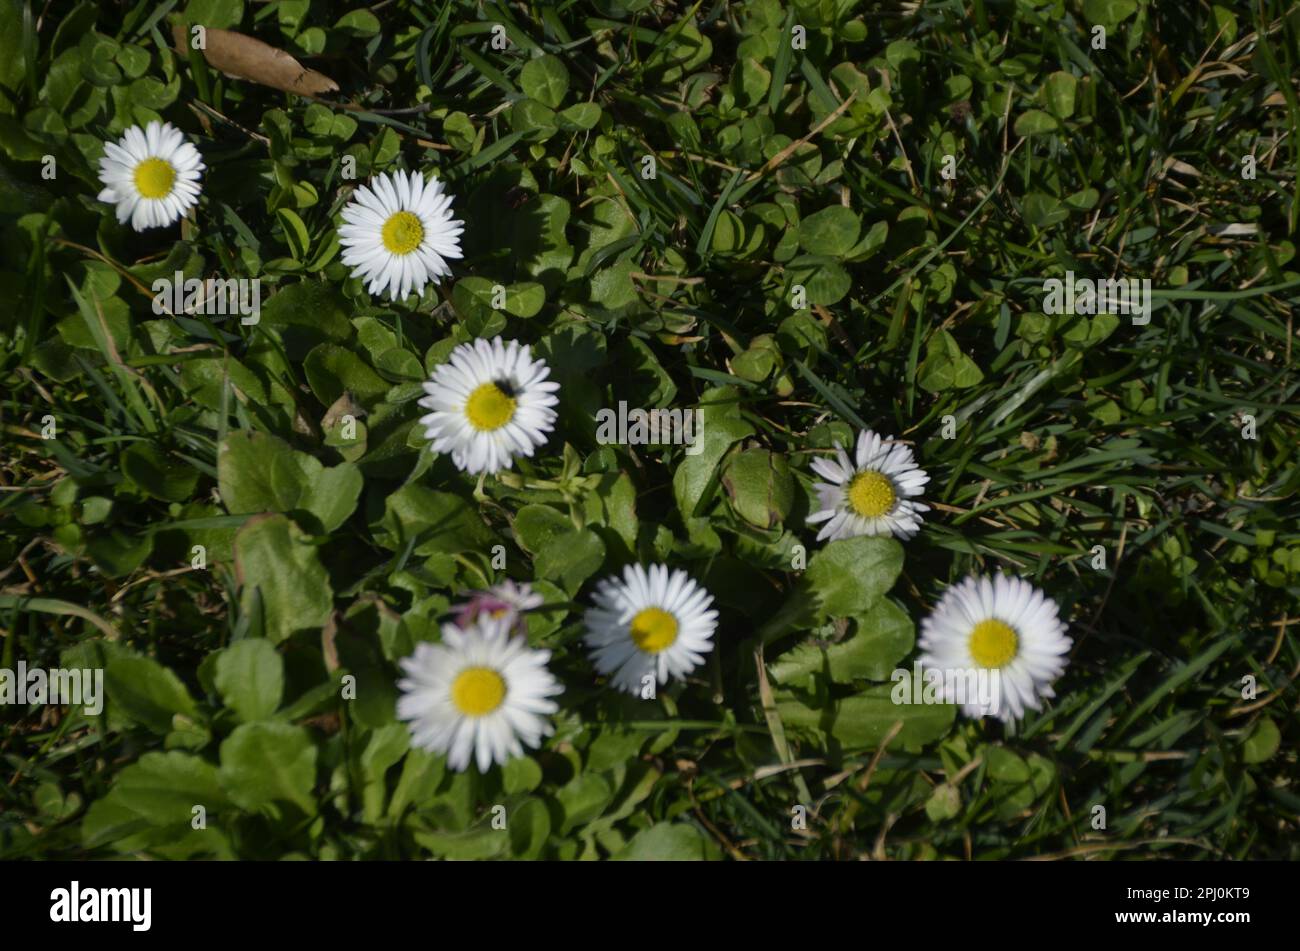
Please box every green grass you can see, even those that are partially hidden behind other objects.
[0,0,1297,860]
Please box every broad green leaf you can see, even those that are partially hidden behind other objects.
[413,825,507,859]
[770,598,914,684]
[373,484,493,555]
[1022,192,1068,229]
[214,638,284,722]
[502,756,543,795]
[508,797,551,859]
[613,822,721,860]
[218,721,318,815]
[519,54,569,108]
[513,503,574,554]
[359,723,409,822]
[120,442,198,502]
[509,98,557,140]
[233,514,333,643]
[557,772,614,833]
[0,1,26,98]
[451,276,498,324]
[1082,0,1137,27]
[925,783,962,822]
[387,749,445,819]
[34,782,77,819]
[586,728,647,772]
[991,751,1055,819]
[258,281,353,358]
[582,471,639,555]
[303,343,390,406]
[731,345,777,383]
[558,102,601,130]
[1064,187,1100,210]
[1013,109,1058,137]
[82,798,150,850]
[443,111,477,152]
[986,746,1031,783]
[805,535,905,618]
[334,9,380,35]
[218,430,362,534]
[777,684,956,751]
[786,254,852,305]
[86,529,153,579]
[723,448,794,528]
[505,282,545,317]
[534,528,606,595]
[1242,718,1280,764]
[184,0,244,30]
[275,207,310,260]
[375,347,423,380]
[671,388,754,519]
[105,651,200,734]
[733,56,771,107]
[80,32,122,87]
[917,329,984,393]
[1043,71,1077,119]
[106,751,229,826]
[1211,5,1238,45]
[799,205,861,257]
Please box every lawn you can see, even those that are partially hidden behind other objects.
[0,0,1297,860]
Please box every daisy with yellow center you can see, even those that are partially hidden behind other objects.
[917,574,1072,722]
[337,169,463,302]
[417,336,559,475]
[584,564,719,695]
[806,428,930,542]
[97,121,205,231]
[396,615,562,772]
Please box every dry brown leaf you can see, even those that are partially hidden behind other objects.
[322,391,366,430]
[321,610,340,673]
[1163,157,1202,178]
[172,25,339,97]
[1207,223,1259,237]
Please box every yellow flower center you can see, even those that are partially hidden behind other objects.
[629,607,678,654]
[450,666,507,716]
[381,210,425,255]
[968,619,1019,669]
[847,470,896,518]
[465,382,516,431]
[133,157,176,199]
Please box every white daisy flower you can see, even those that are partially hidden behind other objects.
[396,614,562,772]
[97,121,205,231]
[337,168,463,301]
[917,574,1072,723]
[584,563,719,695]
[453,579,545,635]
[806,428,930,542]
[417,336,559,475]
